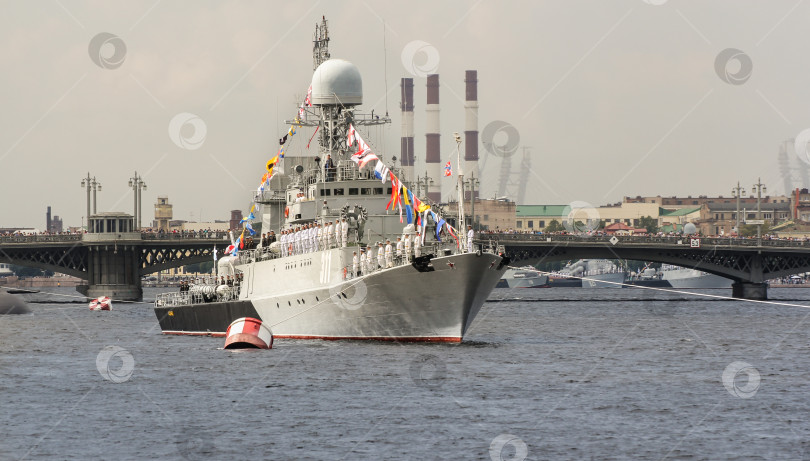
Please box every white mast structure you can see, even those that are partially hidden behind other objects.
[454,132,465,252]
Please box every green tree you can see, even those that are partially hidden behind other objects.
[544,219,564,233]
[739,222,770,237]
[638,216,658,234]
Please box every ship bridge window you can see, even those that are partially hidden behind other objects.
[361,188,372,195]
[319,189,332,197]
[334,188,344,196]
[349,188,359,195]
[373,188,383,195]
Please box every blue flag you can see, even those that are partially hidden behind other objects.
[436,217,445,241]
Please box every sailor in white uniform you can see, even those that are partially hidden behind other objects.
[359,249,366,276]
[377,243,385,269]
[325,222,333,248]
[385,239,393,268]
[413,231,422,258]
[395,237,403,264]
[352,251,359,277]
[316,223,323,251]
[341,218,349,248]
[467,225,474,253]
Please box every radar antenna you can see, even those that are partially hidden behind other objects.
[313,16,330,70]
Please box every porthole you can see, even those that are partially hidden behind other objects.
[288,301,291,306]
[315,296,319,302]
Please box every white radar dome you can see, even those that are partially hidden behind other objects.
[311,59,363,105]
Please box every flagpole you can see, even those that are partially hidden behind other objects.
[454,132,465,252]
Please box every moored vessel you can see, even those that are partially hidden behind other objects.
[153,17,507,342]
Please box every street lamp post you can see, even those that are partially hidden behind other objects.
[752,177,767,245]
[731,181,745,235]
[129,172,147,230]
[80,173,93,230]
[415,173,434,202]
[91,177,101,214]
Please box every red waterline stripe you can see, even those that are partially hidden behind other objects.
[162,331,461,343]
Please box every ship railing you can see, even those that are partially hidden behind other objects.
[155,288,240,307]
[342,241,468,279]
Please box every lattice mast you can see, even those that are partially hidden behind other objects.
[313,16,330,71]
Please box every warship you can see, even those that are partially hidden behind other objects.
[154,17,508,342]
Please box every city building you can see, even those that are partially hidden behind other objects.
[603,222,648,235]
[154,196,173,231]
[515,202,661,231]
[46,206,63,233]
[697,202,791,235]
[230,210,243,230]
[444,198,516,231]
[624,194,790,209]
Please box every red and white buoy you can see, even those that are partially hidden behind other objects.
[224,317,273,349]
[88,296,112,311]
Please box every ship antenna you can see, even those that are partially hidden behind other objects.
[383,20,389,117]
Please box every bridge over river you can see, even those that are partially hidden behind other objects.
[0,232,224,300]
[4,230,810,301]
[476,233,810,299]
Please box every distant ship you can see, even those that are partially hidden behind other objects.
[578,260,625,288]
[499,266,549,288]
[659,264,733,289]
[546,260,625,288]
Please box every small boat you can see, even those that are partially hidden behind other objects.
[89,296,112,311]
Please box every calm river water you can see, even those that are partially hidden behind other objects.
[2,286,809,460]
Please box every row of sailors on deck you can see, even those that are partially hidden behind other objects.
[278,219,350,256]
[351,234,423,276]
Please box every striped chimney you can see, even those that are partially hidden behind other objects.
[400,78,415,182]
[464,70,479,200]
[425,74,441,202]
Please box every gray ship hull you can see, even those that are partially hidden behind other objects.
[249,251,505,342]
[662,268,733,289]
[157,247,506,342]
[581,272,625,288]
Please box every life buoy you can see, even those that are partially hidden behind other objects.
[284,207,290,218]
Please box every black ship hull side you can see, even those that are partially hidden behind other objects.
[154,300,259,336]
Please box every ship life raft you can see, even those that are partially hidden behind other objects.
[89,296,112,311]
[224,317,273,349]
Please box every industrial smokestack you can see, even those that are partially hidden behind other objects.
[464,70,479,200]
[425,74,441,202]
[400,78,415,182]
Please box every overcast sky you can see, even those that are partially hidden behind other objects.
[2,0,809,229]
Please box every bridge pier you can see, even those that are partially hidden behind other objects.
[85,244,143,301]
[731,282,767,300]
